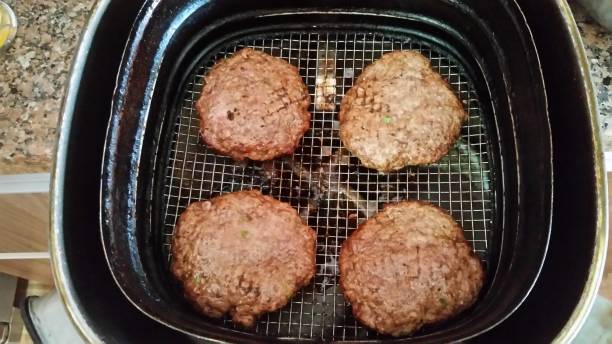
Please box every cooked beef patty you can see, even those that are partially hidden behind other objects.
[170,190,316,327]
[339,51,467,172]
[196,48,311,161]
[339,201,484,336]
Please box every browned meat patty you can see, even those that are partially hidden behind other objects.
[339,51,467,172]
[339,201,484,336]
[196,48,311,161]
[170,190,316,327]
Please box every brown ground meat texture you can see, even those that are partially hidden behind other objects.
[196,48,311,161]
[170,190,316,327]
[339,50,468,172]
[339,201,484,337]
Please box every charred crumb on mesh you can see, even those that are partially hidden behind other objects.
[170,190,316,327]
[339,50,467,172]
[196,48,311,161]
[339,200,484,336]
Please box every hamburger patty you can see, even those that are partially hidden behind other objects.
[339,201,484,336]
[339,51,467,171]
[170,190,316,327]
[196,48,311,161]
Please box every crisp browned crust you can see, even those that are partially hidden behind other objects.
[196,48,311,161]
[170,190,316,327]
[339,200,484,337]
[339,51,467,172]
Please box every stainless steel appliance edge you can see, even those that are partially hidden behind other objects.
[50,0,111,342]
[552,0,608,342]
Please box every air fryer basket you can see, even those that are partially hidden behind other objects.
[162,33,494,340]
[101,0,552,343]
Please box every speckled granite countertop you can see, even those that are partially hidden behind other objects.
[573,3,612,151]
[0,1,610,174]
[0,0,95,174]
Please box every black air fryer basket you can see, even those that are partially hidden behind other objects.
[100,0,552,342]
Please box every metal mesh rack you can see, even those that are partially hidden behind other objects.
[160,32,494,341]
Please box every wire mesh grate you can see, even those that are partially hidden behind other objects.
[160,32,494,341]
